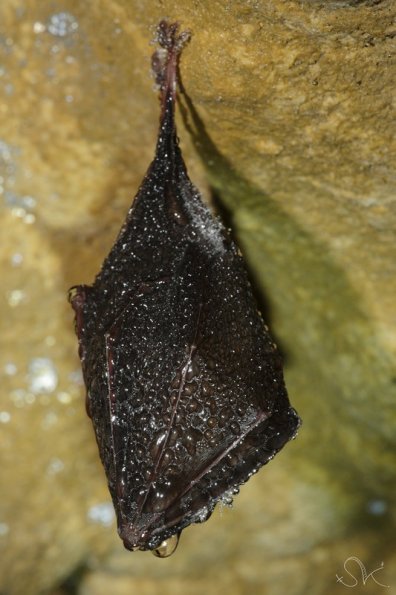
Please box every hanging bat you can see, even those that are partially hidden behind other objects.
[69,20,301,558]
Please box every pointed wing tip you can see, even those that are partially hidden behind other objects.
[118,403,301,551]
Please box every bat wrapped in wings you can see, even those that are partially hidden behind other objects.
[69,20,300,558]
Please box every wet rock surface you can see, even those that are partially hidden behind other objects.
[0,1,394,594]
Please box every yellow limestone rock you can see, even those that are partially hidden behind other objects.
[0,1,394,594]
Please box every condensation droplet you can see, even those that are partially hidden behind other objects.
[46,457,64,476]
[7,289,26,307]
[0,523,9,536]
[87,502,115,527]
[28,357,58,394]
[33,22,46,34]
[4,362,17,375]
[195,506,210,523]
[161,448,173,466]
[4,192,36,211]
[10,253,23,267]
[0,139,15,163]
[170,372,181,389]
[187,398,200,412]
[24,213,35,224]
[204,429,214,441]
[185,359,200,381]
[57,391,72,404]
[201,381,213,396]
[0,411,11,423]
[219,407,232,425]
[152,533,180,558]
[220,488,235,507]
[206,398,217,414]
[230,421,240,434]
[47,12,79,37]
[69,369,83,385]
[367,499,387,516]
[226,452,239,466]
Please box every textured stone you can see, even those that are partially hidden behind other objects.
[0,1,395,594]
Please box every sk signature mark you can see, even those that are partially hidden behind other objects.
[336,556,390,588]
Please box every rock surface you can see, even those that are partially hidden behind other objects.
[0,1,395,594]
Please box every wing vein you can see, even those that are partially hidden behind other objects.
[136,303,203,516]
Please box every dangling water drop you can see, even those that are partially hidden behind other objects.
[152,533,180,558]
